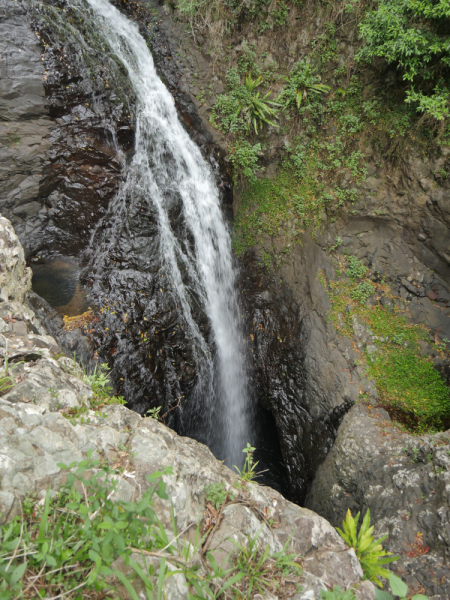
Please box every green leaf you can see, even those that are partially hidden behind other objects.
[146,471,163,482]
[128,557,154,593]
[375,590,393,600]
[156,479,169,500]
[389,573,408,598]
[157,557,166,600]
[115,569,141,600]
[89,549,101,566]
[98,521,113,530]
[217,571,244,594]
[10,562,27,586]
[46,555,57,567]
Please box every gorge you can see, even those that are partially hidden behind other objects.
[1,0,450,598]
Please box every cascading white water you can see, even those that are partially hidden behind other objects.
[83,0,251,467]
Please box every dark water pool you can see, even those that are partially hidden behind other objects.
[31,257,89,317]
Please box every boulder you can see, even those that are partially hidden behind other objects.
[306,403,450,599]
[0,400,374,599]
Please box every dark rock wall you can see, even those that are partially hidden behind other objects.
[0,0,135,258]
[239,254,350,501]
[0,0,54,247]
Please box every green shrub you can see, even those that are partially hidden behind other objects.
[337,509,399,587]
[229,140,263,183]
[350,281,374,304]
[358,0,450,122]
[346,256,368,280]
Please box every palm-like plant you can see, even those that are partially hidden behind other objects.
[279,61,330,111]
[236,74,281,134]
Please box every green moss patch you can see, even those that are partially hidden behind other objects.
[321,258,450,433]
[232,169,325,258]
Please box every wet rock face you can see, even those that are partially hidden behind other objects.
[239,255,350,503]
[0,0,54,244]
[305,403,450,599]
[0,0,135,258]
[83,200,207,420]
[30,0,137,258]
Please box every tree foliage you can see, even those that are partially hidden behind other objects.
[358,0,450,121]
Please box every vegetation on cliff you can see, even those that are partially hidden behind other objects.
[171,0,450,255]
[319,255,450,432]
[358,0,450,125]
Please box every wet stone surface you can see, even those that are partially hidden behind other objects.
[0,0,135,258]
[239,254,351,503]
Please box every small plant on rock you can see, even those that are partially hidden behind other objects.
[350,281,374,304]
[211,68,280,135]
[234,443,261,483]
[0,358,23,397]
[146,405,162,420]
[337,508,399,587]
[61,357,126,423]
[232,526,302,599]
[237,73,280,134]
[346,256,368,280]
[321,586,358,600]
[0,361,14,396]
[205,482,235,510]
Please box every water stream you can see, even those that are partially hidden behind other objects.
[79,0,252,468]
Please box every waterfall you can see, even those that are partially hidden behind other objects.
[79,0,252,468]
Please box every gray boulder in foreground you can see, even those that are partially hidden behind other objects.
[0,401,374,599]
